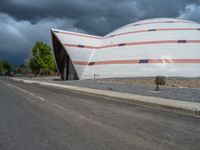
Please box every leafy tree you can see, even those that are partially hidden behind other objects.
[29,41,56,76]
[0,61,3,73]
[2,60,11,71]
[0,60,12,74]
[15,64,30,75]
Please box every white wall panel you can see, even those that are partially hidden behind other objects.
[52,18,200,80]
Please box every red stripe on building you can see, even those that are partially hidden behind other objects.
[73,59,200,66]
[107,28,199,38]
[56,27,199,39]
[57,31,102,39]
[95,60,139,65]
[188,40,200,43]
[73,61,88,65]
[64,40,200,49]
[131,20,195,26]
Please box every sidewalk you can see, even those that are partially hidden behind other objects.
[10,77,200,117]
[14,76,200,103]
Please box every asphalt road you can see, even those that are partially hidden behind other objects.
[0,77,200,150]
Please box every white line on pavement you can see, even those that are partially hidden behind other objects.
[36,96,47,101]
[50,102,64,109]
[7,83,46,102]
[30,93,35,96]
[7,82,64,110]
[8,83,29,93]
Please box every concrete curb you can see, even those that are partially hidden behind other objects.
[10,77,200,116]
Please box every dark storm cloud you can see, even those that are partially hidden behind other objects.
[1,0,200,34]
[0,0,200,64]
[0,0,136,34]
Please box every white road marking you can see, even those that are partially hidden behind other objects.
[30,93,35,96]
[8,83,29,93]
[7,83,46,102]
[7,82,64,110]
[7,83,13,86]
[18,88,29,93]
[37,96,47,101]
[50,102,64,109]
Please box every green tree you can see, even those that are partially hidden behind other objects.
[2,60,11,71]
[0,60,12,74]
[15,64,29,75]
[29,41,56,76]
[0,61,3,73]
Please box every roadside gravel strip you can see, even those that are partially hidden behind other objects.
[11,77,200,117]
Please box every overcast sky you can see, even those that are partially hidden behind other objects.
[0,0,200,65]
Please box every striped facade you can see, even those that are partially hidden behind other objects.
[51,18,200,80]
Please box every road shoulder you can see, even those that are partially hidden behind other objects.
[10,77,200,117]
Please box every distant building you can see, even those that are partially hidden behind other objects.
[51,18,200,80]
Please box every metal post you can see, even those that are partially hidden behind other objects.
[63,57,67,80]
[155,83,159,91]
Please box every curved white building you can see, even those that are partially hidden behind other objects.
[51,18,200,80]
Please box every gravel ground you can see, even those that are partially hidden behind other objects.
[15,76,200,103]
[96,77,200,88]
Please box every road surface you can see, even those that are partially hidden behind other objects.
[0,77,199,150]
